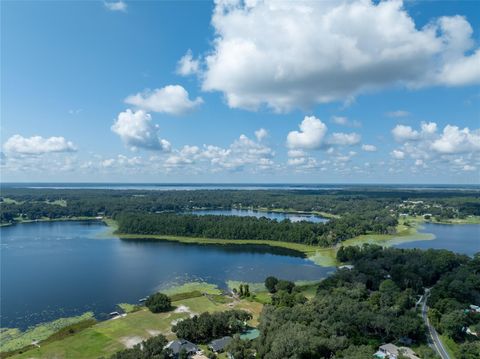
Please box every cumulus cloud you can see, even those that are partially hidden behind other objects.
[125,85,203,115]
[199,0,480,112]
[111,109,171,151]
[254,128,268,141]
[328,132,361,146]
[3,135,77,155]
[104,1,127,12]
[163,134,275,172]
[431,125,480,154]
[389,121,480,172]
[287,116,327,149]
[392,125,420,142]
[391,149,405,160]
[177,50,200,76]
[362,144,377,152]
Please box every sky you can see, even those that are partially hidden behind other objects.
[1,0,480,184]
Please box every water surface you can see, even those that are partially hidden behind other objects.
[0,221,333,330]
[188,208,329,223]
[394,222,480,256]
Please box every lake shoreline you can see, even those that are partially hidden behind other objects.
[2,213,476,268]
[112,218,435,267]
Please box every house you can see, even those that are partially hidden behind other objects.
[466,327,479,337]
[208,336,232,353]
[165,339,199,358]
[469,304,480,313]
[374,343,420,359]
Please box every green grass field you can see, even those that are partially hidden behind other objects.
[4,282,264,359]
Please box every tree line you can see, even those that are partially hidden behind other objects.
[115,212,397,246]
[1,187,479,225]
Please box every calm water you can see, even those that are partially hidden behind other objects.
[3,183,479,191]
[394,222,480,256]
[0,221,333,330]
[188,208,329,223]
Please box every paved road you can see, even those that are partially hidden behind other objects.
[421,289,451,359]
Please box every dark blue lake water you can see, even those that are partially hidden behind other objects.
[2,220,478,330]
[395,222,480,256]
[188,208,329,223]
[0,221,333,330]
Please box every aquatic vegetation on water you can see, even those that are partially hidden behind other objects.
[0,312,94,353]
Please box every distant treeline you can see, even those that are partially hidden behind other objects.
[115,212,397,246]
[1,188,479,225]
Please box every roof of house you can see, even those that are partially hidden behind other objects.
[380,343,399,355]
[379,344,420,359]
[166,339,198,355]
[209,336,232,352]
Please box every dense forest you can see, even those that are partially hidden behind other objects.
[255,246,480,358]
[115,212,396,246]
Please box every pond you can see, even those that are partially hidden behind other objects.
[394,222,480,256]
[187,208,329,223]
[0,221,333,330]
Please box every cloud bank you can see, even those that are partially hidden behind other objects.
[198,0,480,112]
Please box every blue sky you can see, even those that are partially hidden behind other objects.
[1,0,479,183]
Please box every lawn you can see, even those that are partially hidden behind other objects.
[7,287,263,359]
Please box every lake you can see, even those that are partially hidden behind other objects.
[2,220,479,331]
[395,222,480,256]
[187,208,329,223]
[0,221,333,330]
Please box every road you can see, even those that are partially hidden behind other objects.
[421,289,451,359]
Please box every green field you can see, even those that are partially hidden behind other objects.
[4,283,263,359]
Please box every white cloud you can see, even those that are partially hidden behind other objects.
[200,0,480,112]
[328,132,361,146]
[331,116,361,127]
[463,164,476,172]
[287,157,306,166]
[165,145,200,167]
[287,149,305,158]
[104,1,127,12]
[362,144,377,152]
[125,85,203,115]
[388,122,479,172]
[391,150,405,160]
[254,128,268,141]
[3,135,76,155]
[177,50,200,76]
[332,116,348,125]
[111,109,171,151]
[392,125,420,142]
[386,110,410,118]
[431,125,480,154]
[164,134,275,172]
[287,116,327,149]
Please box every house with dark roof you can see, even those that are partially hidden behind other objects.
[165,339,199,358]
[208,336,232,353]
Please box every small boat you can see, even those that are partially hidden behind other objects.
[109,311,120,317]
[138,297,147,303]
